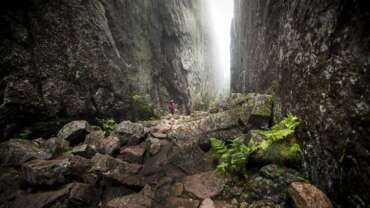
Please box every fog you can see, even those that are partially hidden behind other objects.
[204,0,234,95]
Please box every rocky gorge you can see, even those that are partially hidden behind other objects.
[0,0,369,208]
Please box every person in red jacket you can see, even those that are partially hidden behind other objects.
[167,99,175,115]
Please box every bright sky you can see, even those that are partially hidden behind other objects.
[206,0,234,93]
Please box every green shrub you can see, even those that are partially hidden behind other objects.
[18,129,32,139]
[210,114,300,175]
[97,118,117,133]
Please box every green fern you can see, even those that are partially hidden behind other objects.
[259,113,300,150]
[211,138,256,174]
[210,113,300,175]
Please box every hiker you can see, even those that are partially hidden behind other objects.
[167,99,175,115]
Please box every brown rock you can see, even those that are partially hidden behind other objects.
[117,145,145,164]
[183,171,225,199]
[0,139,52,166]
[85,130,106,145]
[104,185,153,208]
[111,121,145,146]
[288,182,333,208]
[72,144,97,158]
[140,140,173,175]
[69,183,100,206]
[22,155,91,186]
[12,182,99,208]
[84,131,121,156]
[12,184,72,208]
[22,159,71,186]
[96,136,121,156]
[91,153,142,186]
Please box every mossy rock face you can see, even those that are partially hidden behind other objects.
[250,141,302,168]
[244,130,302,168]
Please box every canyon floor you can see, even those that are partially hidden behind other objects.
[0,94,332,208]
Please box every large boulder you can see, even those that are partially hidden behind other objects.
[117,145,146,164]
[0,139,52,166]
[11,182,99,208]
[12,183,72,208]
[167,93,273,146]
[210,93,273,129]
[182,171,225,199]
[111,121,145,146]
[140,139,173,176]
[21,155,91,186]
[90,153,142,186]
[85,129,106,145]
[96,136,121,156]
[103,185,154,208]
[68,183,101,206]
[57,120,89,146]
[288,182,333,208]
[72,144,97,159]
[72,130,121,158]
[138,134,213,186]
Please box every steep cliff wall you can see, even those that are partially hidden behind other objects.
[0,0,209,138]
[231,0,370,206]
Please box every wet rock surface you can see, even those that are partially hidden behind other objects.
[231,0,370,206]
[0,0,213,141]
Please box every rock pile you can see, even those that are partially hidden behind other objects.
[0,93,332,208]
